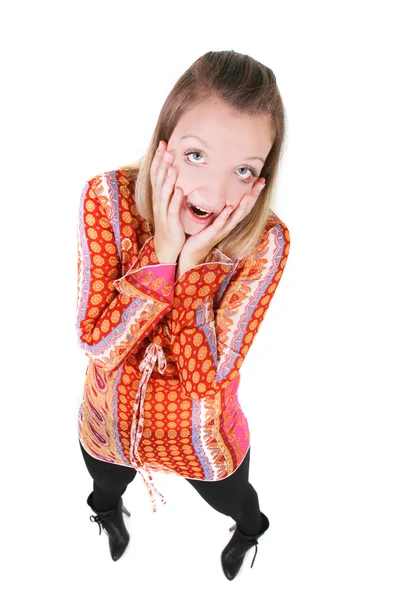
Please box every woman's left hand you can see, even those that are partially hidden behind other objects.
[181,178,266,261]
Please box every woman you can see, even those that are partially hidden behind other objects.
[76,49,290,580]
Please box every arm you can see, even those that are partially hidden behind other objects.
[163,221,290,398]
[76,175,176,372]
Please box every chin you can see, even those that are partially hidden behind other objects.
[183,220,207,236]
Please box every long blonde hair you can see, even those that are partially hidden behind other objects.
[120,50,286,261]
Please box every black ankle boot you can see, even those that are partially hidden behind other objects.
[221,512,270,580]
[87,492,131,561]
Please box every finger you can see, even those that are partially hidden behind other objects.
[158,165,178,217]
[168,184,183,219]
[167,185,186,242]
[149,140,166,188]
[250,180,266,204]
[198,205,234,245]
[235,181,265,220]
[210,198,248,241]
[151,144,171,210]
[154,155,172,211]
[237,179,265,208]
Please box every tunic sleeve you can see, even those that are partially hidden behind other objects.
[164,221,290,398]
[76,178,175,372]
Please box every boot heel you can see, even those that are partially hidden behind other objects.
[229,524,236,532]
[122,503,131,517]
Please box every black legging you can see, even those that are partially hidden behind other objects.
[79,440,263,535]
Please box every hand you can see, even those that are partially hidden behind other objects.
[150,140,186,263]
[180,178,266,262]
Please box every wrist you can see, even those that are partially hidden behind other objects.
[153,237,178,264]
[176,251,205,280]
[157,254,179,264]
[179,246,208,265]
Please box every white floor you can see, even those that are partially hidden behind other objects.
[3,2,399,594]
[7,423,399,600]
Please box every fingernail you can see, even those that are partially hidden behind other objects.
[158,140,163,150]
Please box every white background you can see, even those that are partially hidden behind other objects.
[1,1,399,598]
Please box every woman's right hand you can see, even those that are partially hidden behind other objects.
[150,140,186,264]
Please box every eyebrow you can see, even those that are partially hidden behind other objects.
[180,135,265,164]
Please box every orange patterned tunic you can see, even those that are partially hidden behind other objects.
[76,169,290,512]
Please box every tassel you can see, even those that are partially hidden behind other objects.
[129,342,168,513]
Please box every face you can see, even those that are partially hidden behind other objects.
[166,97,274,236]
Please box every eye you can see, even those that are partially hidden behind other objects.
[182,149,259,183]
[183,149,205,164]
[237,166,258,183]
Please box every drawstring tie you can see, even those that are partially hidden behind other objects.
[229,523,260,568]
[129,341,167,513]
[90,512,115,535]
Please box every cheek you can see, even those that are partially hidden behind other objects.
[174,171,193,196]
[172,159,187,176]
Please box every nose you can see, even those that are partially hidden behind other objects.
[195,174,230,213]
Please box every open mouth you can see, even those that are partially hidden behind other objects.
[185,198,215,223]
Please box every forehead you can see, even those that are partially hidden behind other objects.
[172,98,274,153]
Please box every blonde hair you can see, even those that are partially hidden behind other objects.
[120,50,287,261]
